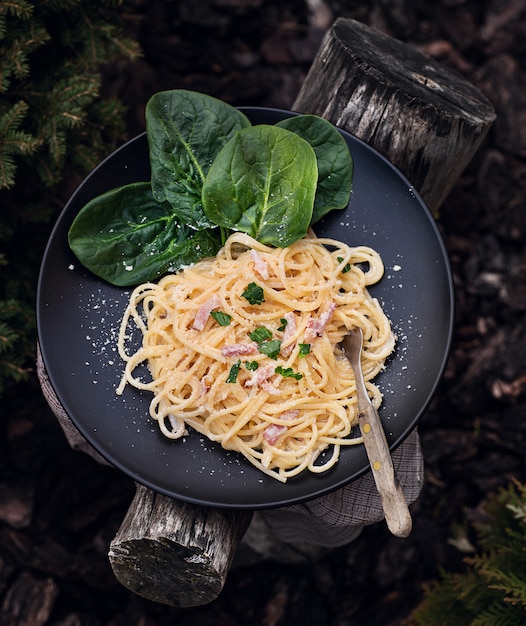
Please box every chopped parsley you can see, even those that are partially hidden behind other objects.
[275,365,303,380]
[245,360,259,371]
[242,282,265,305]
[226,359,241,383]
[210,310,232,326]
[249,326,273,342]
[337,257,351,273]
[298,343,311,357]
[277,318,288,331]
[257,340,281,359]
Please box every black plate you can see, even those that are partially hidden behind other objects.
[37,107,454,509]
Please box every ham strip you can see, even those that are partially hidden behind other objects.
[263,424,287,445]
[304,302,337,341]
[263,410,300,445]
[192,294,220,330]
[245,365,275,387]
[261,380,281,395]
[281,311,297,355]
[221,342,258,357]
[250,249,269,280]
[280,409,299,421]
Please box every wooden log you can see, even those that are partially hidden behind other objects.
[108,485,251,607]
[293,18,496,213]
[37,343,254,606]
[42,17,496,608]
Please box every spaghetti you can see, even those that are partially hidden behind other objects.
[117,232,395,482]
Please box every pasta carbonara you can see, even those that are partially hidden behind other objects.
[117,232,395,482]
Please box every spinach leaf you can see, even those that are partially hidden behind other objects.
[146,90,251,229]
[68,182,221,287]
[68,91,355,289]
[201,124,318,247]
[276,115,353,223]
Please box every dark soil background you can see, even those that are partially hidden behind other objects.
[2,1,526,625]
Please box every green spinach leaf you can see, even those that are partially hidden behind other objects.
[68,182,221,286]
[276,114,353,223]
[146,90,251,229]
[68,91,355,288]
[201,124,318,247]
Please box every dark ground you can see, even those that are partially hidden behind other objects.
[2,1,526,624]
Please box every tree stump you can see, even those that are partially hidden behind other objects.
[108,485,251,607]
[293,18,496,212]
[42,17,495,608]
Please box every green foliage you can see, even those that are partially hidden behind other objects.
[68,182,221,287]
[276,114,354,224]
[202,124,318,247]
[68,89,354,285]
[146,90,251,229]
[411,481,526,625]
[0,0,141,394]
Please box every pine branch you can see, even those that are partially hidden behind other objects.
[480,563,526,607]
[471,601,526,626]
[410,481,526,625]
[0,320,19,351]
[0,0,141,394]
[0,99,27,132]
[2,22,50,84]
[0,0,33,19]
[0,101,39,187]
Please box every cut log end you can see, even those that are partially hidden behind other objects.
[332,18,495,121]
[108,485,252,607]
[109,538,223,607]
[293,17,496,211]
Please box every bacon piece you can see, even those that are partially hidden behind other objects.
[280,409,299,421]
[281,311,297,355]
[250,249,269,280]
[245,365,275,387]
[261,380,281,396]
[192,294,220,330]
[221,342,258,357]
[263,423,287,445]
[304,302,337,341]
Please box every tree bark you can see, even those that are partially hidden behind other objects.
[108,484,252,607]
[293,18,496,212]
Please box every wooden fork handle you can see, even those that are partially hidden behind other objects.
[357,405,412,538]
